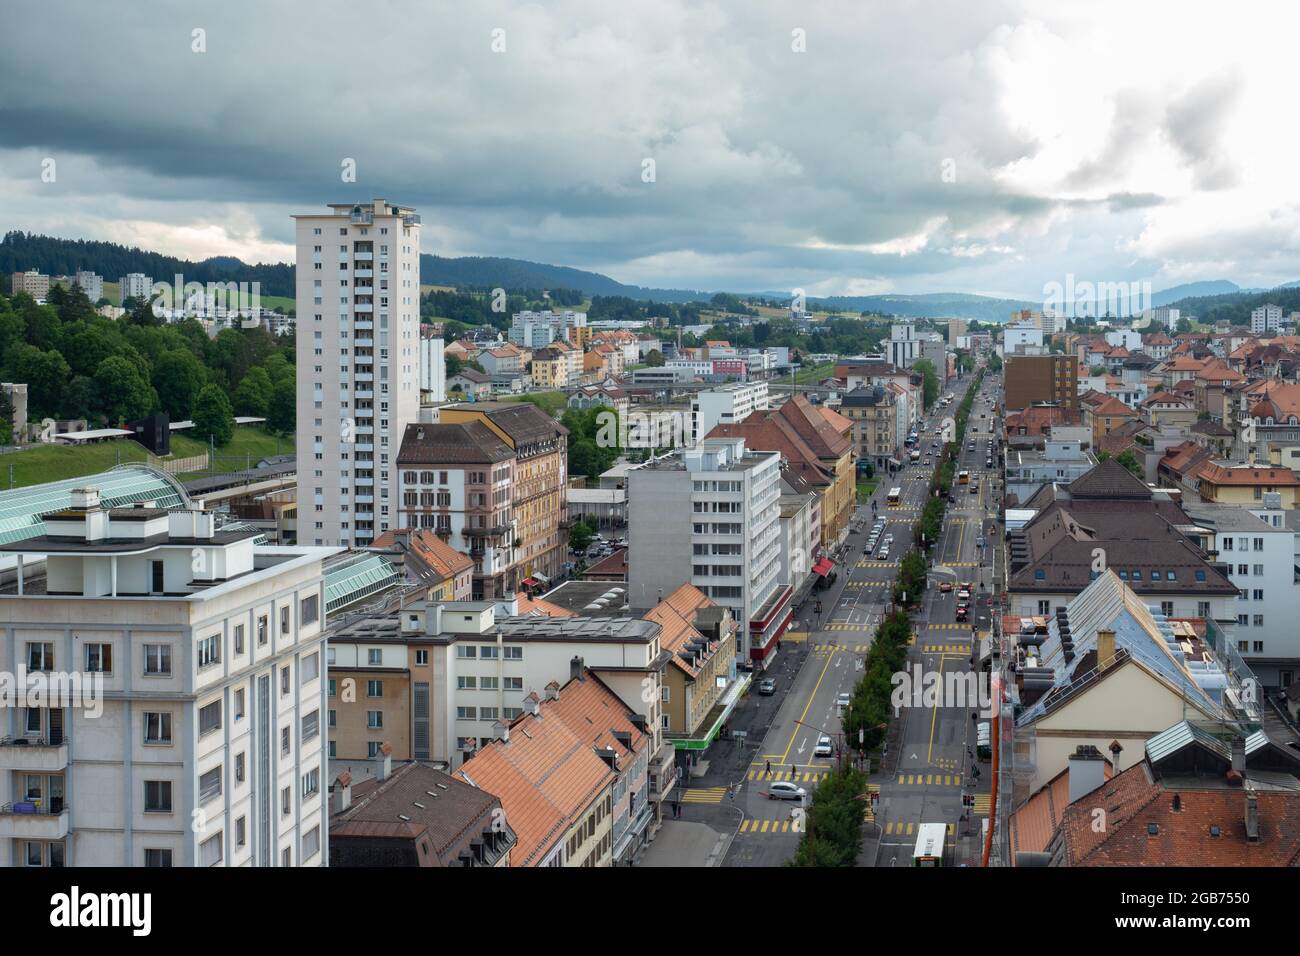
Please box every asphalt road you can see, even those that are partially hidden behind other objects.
[720,368,1003,867]
[873,370,1002,867]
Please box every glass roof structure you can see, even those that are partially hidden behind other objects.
[0,464,191,547]
[324,553,402,613]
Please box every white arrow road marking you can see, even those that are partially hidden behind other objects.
[798,738,807,755]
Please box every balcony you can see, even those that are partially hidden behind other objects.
[354,302,374,312]
[355,269,373,279]
[0,737,69,772]
[354,251,374,261]
[647,740,677,802]
[0,803,69,840]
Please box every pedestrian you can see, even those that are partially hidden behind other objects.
[765,760,772,777]
[791,764,797,780]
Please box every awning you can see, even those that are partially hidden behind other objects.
[812,557,835,577]
[532,571,550,584]
[521,577,539,587]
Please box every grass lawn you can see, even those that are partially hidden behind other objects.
[856,479,878,501]
[0,426,294,490]
[497,391,568,417]
[791,361,834,385]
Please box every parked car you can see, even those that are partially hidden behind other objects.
[814,735,834,757]
[769,781,807,801]
[837,692,851,711]
[757,678,777,696]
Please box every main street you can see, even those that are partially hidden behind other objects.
[720,365,997,866]
[871,367,1002,866]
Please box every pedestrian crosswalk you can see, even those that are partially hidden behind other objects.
[933,757,960,770]
[923,623,971,631]
[738,818,802,835]
[895,773,963,787]
[944,561,982,567]
[923,644,971,654]
[855,561,900,568]
[746,769,829,782]
[811,640,871,651]
[822,623,870,633]
[680,787,728,804]
[880,821,957,837]
[844,580,891,587]
[973,794,991,814]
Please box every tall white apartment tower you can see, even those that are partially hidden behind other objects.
[294,200,423,548]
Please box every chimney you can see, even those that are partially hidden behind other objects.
[1244,785,1260,842]
[332,772,353,814]
[492,719,509,743]
[1229,735,1247,784]
[1097,630,1117,671]
[377,741,393,781]
[544,680,560,701]
[1067,744,1107,804]
[1109,739,1123,774]
[524,692,541,716]
[570,655,584,682]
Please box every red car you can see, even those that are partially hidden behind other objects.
[955,605,969,622]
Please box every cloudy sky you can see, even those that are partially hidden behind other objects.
[1,0,1296,299]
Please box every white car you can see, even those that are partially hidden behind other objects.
[814,735,834,757]
[837,692,852,709]
[769,781,807,801]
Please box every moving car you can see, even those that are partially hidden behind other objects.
[956,588,971,601]
[955,604,969,622]
[876,545,890,560]
[939,581,953,592]
[836,692,852,713]
[757,678,777,696]
[769,781,807,801]
[814,735,834,757]
[986,457,993,468]
[976,535,986,549]
[970,482,979,494]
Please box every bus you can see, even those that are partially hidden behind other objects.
[909,449,921,463]
[887,487,902,505]
[958,470,970,485]
[913,822,946,866]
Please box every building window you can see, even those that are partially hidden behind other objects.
[234,688,245,721]
[280,606,291,636]
[367,711,383,729]
[367,679,384,697]
[1160,601,1174,617]
[257,615,268,645]
[142,643,172,675]
[197,634,220,669]
[281,727,291,756]
[503,646,523,661]
[301,594,319,626]
[457,706,477,720]
[234,624,245,655]
[235,752,245,784]
[302,710,320,742]
[281,667,291,695]
[302,768,320,798]
[198,700,222,737]
[368,648,382,665]
[199,766,222,803]
[144,848,172,868]
[200,833,223,867]
[85,643,112,673]
[144,781,173,813]
[301,652,319,685]
[144,712,172,745]
[26,642,53,671]
[302,825,321,861]
[282,847,292,867]
[282,787,291,817]
[415,650,428,666]
[236,817,246,848]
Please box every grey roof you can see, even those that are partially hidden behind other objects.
[1066,459,1153,499]
[494,614,660,643]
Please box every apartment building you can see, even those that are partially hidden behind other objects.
[627,437,791,668]
[529,348,568,389]
[72,271,103,303]
[395,421,517,599]
[840,385,900,470]
[10,270,49,302]
[418,328,445,404]
[508,310,587,349]
[1180,504,1299,690]
[887,321,920,368]
[118,273,153,305]
[438,403,569,589]
[455,670,648,866]
[1004,354,1078,416]
[294,200,423,550]
[1252,304,1283,335]
[0,489,337,867]
[1,383,27,445]
[691,381,769,445]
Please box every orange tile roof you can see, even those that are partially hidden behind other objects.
[815,404,853,435]
[1196,462,1300,487]
[642,583,714,678]
[1009,761,1114,859]
[1090,396,1137,417]
[514,591,577,618]
[1056,765,1300,866]
[456,675,641,866]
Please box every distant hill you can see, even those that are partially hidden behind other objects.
[1150,280,1239,306]
[418,254,711,302]
[0,231,295,297]
[758,291,1037,324]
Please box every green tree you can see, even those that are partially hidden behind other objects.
[0,389,13,445]
[193,384,235,446]
[987,353,1003,373]
[5,343,70,419]
[93,355,156,424]
[153,348,208,419]
[569,518,593,554]
[59,376,97,421]
[267,378,296,435]
[233,366,274,417]
[913,359,939,410]
[645,349,665,367]
[445,353,464,378]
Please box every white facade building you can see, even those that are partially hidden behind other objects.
[887,322,920,369]
[627,438,790,668]
[1251,304,1283,335]
[419,332,446,404]
[1004,322,1045,353]
[119,273,153,305]
[294,199,423,549]
[691,381,770,445]
[73,271,103,303]
[508,310,587,349]
[0,490,337,867]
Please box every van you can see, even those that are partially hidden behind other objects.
[976,721,992,760]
